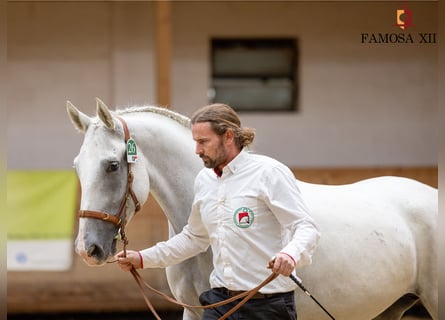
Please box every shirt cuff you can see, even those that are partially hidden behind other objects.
[279,251,296,265]
[137,251,144,269]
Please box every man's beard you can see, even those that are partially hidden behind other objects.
[200,155,216,169]
[200,140,226,169]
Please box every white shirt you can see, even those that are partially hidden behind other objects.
[140,149,320,293]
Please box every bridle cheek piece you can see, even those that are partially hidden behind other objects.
[78,115,141,246]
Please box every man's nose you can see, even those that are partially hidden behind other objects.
[195,144,202,155]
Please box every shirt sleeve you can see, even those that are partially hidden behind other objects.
[261,164,320,267]
[139,178,210,268]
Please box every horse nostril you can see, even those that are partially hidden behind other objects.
[87,244,104,259]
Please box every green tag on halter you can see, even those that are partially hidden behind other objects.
[126,138,138,163]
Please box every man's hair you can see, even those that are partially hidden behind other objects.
[191,103,255,149]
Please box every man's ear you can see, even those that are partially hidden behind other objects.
[224,128,235,144]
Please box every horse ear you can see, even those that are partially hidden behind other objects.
[66,100,90,133]
[96,97,115,130]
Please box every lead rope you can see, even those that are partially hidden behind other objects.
[119,234,278,320]
[128,260,278,320]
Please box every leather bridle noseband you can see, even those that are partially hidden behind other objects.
[78,115,141,245]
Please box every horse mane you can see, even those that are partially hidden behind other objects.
[114,105,191,128]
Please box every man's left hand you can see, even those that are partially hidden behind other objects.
[267,253,296,276]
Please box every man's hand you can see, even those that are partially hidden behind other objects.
[115,250,143,271]
[267,252,296,276]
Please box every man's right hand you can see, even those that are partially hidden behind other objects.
[115,250,143,271]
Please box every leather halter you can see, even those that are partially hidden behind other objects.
[78,116,141,236]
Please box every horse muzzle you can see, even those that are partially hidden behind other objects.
[75,228,117,266]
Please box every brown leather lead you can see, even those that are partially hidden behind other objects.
[129,267,279,320]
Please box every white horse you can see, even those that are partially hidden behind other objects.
[67,99,437,320]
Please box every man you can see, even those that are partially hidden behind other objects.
[116,103,320,319]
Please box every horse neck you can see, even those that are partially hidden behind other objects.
[127,112,202,234]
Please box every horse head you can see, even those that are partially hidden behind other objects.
[67,98,149,266]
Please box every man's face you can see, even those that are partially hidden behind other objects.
[192,122,228,169]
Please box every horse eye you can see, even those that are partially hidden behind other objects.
[107,161,120,172]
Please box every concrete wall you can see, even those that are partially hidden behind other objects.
[170,1,438,167]
[7,1,438,170]
[7,1,156,169]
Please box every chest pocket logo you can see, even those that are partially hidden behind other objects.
[233,207,255,228]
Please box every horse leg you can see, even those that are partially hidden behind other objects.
[371,294,419,320]
[416,236,438,320]
[411,193,438,320]
[165,250,213,320]
[166,262,202,320]
[183,308,201,320]
[417,276,438,320]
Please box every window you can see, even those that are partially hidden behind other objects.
[210,38,298,112]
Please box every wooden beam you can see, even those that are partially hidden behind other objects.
[155,0,171,108]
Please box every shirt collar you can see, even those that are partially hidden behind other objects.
[215,148,249,177]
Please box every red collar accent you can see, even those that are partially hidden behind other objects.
[213,168,222,178]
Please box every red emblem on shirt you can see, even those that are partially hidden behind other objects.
[233,207,255,228]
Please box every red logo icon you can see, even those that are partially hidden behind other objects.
[394,7,414,30]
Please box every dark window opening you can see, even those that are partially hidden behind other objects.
[210,38,298,112]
